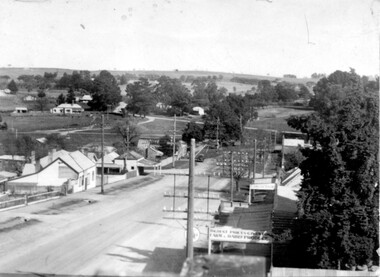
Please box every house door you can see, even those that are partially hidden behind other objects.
[85,177,88,190]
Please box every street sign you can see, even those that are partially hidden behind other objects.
[209,227,271,243]
[249,183,275,190]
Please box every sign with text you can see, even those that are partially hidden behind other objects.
[209,227,272,244]
[250,183,276,190]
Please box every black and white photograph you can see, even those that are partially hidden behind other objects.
[0,0,378,276]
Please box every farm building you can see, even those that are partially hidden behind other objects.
[23,95,37,102]
[51,103,84,114]
[79,95,93,103]
[13,107,28,114]
[192,106,205,115]
[7,149,96,194]
[112,102,127,114]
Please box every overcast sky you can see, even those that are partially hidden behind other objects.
[0,0,378,77]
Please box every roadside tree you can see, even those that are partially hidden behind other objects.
[126,78,154,117]
[286,69,379,269]
[114,119,141,151]
[182,121,204,144]
[89,70,122,111]
[158,135,173,156]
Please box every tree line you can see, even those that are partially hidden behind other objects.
[284,69,379,270]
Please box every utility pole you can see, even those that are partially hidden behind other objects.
[262,138,267,178]
[239,114,243,144]
[172,114,176,167]
[186,138,195,260]
[230,151,234,203]
[216,117,220,150]
[253,139,257,183]
[101,115,105,194]
[126,125,130,153]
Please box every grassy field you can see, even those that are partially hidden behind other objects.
[0,88,67,111]
[0,106,312,155]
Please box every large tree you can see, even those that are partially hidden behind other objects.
[7,79,18,93]
[203,100,241,142]
[154,76,192,115]
[88,70,122,111]
[126,78,154,117]
[286,70,379,269]
[114,119,141,151]
[65,88,76,104]
[182,121,204,144]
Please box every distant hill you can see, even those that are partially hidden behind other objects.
[0,67,318,84]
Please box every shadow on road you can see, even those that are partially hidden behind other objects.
[108,245,186,274]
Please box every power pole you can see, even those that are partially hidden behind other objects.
[186,138,195,260]
[230,151,234,203]
[101,115,105,194]
[253,139,257,183]
[126,125,130,153]
[216,117,220,149]
[262,138,267,178]
[172,114,176,167]
[239,114,243,144]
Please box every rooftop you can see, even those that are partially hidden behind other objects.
[0,155,26,161]
[40,150,95,172]
[116,150,144,161]
[56,103,83,109]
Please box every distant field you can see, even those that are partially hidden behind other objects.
[0,106,312,154]
[0,89,67,111]
[246,106,313,133]
[0,67,318,85]
[138,118,190,137]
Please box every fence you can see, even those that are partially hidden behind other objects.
[0,191,62,211]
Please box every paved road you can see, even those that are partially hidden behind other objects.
[0,173,229,276]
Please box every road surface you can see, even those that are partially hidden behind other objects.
[0,173,229,276]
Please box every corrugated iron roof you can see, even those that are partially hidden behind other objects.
[40,150,95,173]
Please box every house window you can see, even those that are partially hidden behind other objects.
[92,171,94,181]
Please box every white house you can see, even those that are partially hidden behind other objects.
[23,95,37,102]
[79,95,93,103]
[112,102,127,114]
[192,106,205,115]
[51,104,84,115]
[7,150,96,194]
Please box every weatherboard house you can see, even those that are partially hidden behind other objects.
[51,103,84,114]
[7,150,96,194]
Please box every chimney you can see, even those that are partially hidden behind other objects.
[30,151,35,164]
[48,149,56,164]
[48,151,53,164]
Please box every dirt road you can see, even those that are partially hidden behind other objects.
[0,174,229,276]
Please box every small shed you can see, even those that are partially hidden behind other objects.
[14,107,28,114]
[192,106,205,115]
